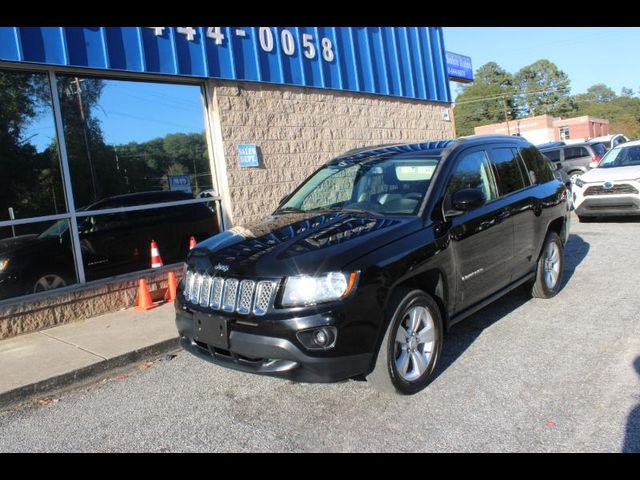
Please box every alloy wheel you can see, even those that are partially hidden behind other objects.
[34,274,67,293]
[394,305,436,382]
[543,242,560,289]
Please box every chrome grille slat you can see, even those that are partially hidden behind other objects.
[200,275,213,307]
[184,270,195,301]
[222,278,239,312]
[185,270,277,316]
[193,273,204,304]
[210,277,224,309]
[237,280,256,314]
[254,280,277,316]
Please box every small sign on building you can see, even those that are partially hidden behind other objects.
[168,175,192,193]
[238,144,260,168]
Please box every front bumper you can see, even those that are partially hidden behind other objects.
[574,194,640,217]
[175,299,373,383]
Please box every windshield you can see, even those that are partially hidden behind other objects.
[276,156,440,216]
[37,219,69,239]
[598,146,640,168]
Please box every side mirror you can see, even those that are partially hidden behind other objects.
[588,161,598,169]
[451,188,486,212]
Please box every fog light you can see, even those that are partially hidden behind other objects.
[296,326,337,350]
[314,329,328,346]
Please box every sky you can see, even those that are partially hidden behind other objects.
[444,27,640,99]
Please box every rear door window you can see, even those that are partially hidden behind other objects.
[489,148,527,195]
[519,146,555,184]
[564,146,590,160]
[544,149,561,163]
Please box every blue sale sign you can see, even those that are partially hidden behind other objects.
[238,144,260,168]
[168,175,192,193]
[446,51,473,83]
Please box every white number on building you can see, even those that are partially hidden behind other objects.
[258,27,274,52]
[206,27,225,45]
[177,27,197,41]
[302,33,316,60]
[281,29,295,56]
[147,27,165,36]
[321,37,334,62]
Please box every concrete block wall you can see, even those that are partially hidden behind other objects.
[213,80,454,227]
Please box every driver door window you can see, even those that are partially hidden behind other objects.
[445,150,498,214]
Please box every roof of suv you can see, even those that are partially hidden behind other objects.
[539,142,594,151]
[329,135,531,165]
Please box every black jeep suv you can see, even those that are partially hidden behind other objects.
[176,135,571,395]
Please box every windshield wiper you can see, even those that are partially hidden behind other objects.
[275,206,306,214]
[327,206,382,216]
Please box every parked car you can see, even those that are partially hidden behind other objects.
[176,135,570,395]
[588,134,629,152]
[0,191,218,300]
[572,140,640,221]
[538,142,604,183]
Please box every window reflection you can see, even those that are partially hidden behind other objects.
[0,69,66,221]
[0,219,77,300]
[77,200,219,282]
[56,76,213,210]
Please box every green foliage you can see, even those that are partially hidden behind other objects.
[454,62,516,136]
[513,60,576,117]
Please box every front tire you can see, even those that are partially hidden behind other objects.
[368,288,443,395]
[532,231,564,298]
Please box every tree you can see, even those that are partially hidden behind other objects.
[585,83,616,103]
[621,87,635,98]
[513,60,576,118]
[453,62,516,136]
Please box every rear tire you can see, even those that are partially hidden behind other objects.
[368,288,443,395]
[532,231,564,299]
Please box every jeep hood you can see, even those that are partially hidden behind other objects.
[188,210,422,277]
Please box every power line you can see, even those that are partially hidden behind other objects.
[454,80,573,106]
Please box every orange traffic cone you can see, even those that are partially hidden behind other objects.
[165,271,177,303]
[135,278,156,311]
[150,240,163,268]
[189,236,197,250]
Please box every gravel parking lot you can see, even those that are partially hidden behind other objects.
[0,213,639,452]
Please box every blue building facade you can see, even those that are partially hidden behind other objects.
[0,26,452,103]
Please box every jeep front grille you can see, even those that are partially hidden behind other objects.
[183,271,278,316]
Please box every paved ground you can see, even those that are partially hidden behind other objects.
[0,213,638,452]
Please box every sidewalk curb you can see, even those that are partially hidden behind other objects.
[0,337,180,410]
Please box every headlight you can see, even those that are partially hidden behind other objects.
[281,271,359,307]
[574,177,585,188]
[0,259,8,271]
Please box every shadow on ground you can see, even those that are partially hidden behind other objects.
[623,357,640,453]
[432,233,590,382]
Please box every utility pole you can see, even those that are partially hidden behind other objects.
[74,77,99,203]
[502,96,511,135]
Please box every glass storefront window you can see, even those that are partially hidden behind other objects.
[0,68,220,301]
[0,69,66,221]
[77,201,219,282]
[0,219,78,300]
[56,75,214,211]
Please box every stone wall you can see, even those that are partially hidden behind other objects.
[213,80,453,227]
